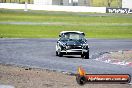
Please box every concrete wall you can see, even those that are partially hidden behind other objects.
[0,3,106,13]
[122,0,132,8]
[34,0,70,5]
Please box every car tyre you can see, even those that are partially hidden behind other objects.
[57,49,63,57]
[81,54,84,58]
[84,51,89,59]
[56,51,58,56]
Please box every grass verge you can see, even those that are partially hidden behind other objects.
[0,24,132,38]
[0,9,132,38]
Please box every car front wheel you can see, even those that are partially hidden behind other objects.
[84,51,89,59]
[57,49,63,57]
[56,51,58,56]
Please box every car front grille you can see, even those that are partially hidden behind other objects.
[66,45,82,49]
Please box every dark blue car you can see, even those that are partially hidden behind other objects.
[56,31,89,59]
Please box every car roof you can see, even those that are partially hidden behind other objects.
[60,31,84,35]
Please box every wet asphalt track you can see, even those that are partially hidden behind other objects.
[0,38,132,76]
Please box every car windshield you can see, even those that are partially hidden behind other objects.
[61,33,84,40]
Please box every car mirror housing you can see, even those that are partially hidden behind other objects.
[82,33,85,36]
[85,39,87,42]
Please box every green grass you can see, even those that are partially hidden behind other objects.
[92,0,121,7]
[0,9,132,38]
[0,24,132,38]
[1,9,132,23]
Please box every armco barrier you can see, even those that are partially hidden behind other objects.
[106,8,132,14]
[0,3,106,13]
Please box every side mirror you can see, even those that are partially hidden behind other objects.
[59,35,61,37]
[82,33,85,36]
[85,39,87,41]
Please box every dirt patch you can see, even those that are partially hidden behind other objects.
[0,64,131,88]
[104,50,132,62]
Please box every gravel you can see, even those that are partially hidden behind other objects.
[0,64,132,88]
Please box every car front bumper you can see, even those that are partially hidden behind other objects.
[61,49,89,55]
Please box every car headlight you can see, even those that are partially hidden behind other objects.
[83,44,88,46]
[82,44,89,49]
[66,46,71,49]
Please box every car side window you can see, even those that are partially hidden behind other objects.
[60,34,69,40]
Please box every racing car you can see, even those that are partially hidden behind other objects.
[56,31,89,59]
